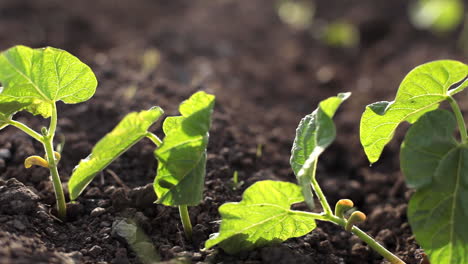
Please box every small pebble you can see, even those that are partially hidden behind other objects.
[0,148,12,160]
[91,207,106,217]
[100,221,111,227]
[97,200,111,207]
[85,187,102,198]
[45,227,58,237]
[192,252,203,261]
[171,246,183,253]
[89,245,102,257]
[99,227,111,234]
[104,186,116,195]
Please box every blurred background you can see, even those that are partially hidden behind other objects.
[0,0,467,263]
[1,0,466,153]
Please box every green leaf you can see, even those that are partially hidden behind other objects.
[408,146,468,264]
[154,91,215,206]
[0,98,31,130]
[400,110,458,188]
[68,107,164,200]
[290,92,350,209]
[0,45,97,118]
[205,180,317,254]
[360,60,468,163]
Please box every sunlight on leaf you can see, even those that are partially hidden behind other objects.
[69,107,164,200]
[360,60,468,163]
[154,91,215,206]
[205,180,317,254]
[0,45,97,117]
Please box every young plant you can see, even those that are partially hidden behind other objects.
[153,91,215,240]
[0,45,98,219]
[360,60,468,264]
[68,91,215,240]
[205,93,405,264]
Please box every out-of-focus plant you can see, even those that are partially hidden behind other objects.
[276,0,315,30]
[321,21,360,48]
[409,0,464,33]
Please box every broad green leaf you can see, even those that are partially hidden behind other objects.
[360,60,468,163]
[205,180,317,254]
[400,110,458,188]
[154,91,215,206]
[0,45,97,117]
[408,146,468,264]
[69,107,164,200]
[290,92,350,209]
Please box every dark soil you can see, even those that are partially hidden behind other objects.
[0,0,466,263]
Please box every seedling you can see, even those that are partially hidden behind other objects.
[321,21,359,48]
[229,170,243,191]
[0,45,97,219]
[205,93,405,264]
[153,91,215,240]
[69,91,215,240]
[360,60,468,264]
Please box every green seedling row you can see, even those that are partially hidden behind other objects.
[0,45,466,263]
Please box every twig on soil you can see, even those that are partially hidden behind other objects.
[106,169,130,192]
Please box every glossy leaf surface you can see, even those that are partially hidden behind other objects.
[69,107,163,200]
[0,45,97,117]
[154,91,215,206]
[205,180,317,254]
[360,60,468,163]
[290,92,350,209]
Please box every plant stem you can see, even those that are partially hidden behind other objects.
[8,120,44,142]
[448,96,468,143]
[309,159,333,215]
[178,205,193,240]
[146,132,163,147]
[49,103,58,137]
[308,158,405,263]
[350,226,405,264]
[326,215,405,264]
[43,135,66,219]
[44,103,66,220]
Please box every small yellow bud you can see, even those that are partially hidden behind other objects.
[345,211,367,231]
[334,199,354,218]
[53,151,61,162]
[24,156,49,169]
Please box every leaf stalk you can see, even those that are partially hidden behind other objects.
[448,96,468,143]
[8,120,44,142]
[43,134,66,220]
[309,159,333,215]
[43,103,66,220]
[146,132,163,147]
[178,205,193,240]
